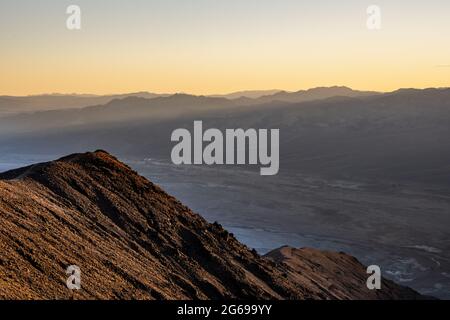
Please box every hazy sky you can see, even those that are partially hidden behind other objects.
[1,0,449,95]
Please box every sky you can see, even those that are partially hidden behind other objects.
[0,0,449,95]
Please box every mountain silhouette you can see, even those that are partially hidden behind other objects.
[0,92,166,117]
[2,87,448,186]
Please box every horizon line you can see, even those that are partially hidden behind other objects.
[2,86,450,98]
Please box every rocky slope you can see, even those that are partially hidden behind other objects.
[0,151,425,299]
[265,246,423,300]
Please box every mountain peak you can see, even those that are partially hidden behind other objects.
[58,150,128,170]
[0,150,131,182]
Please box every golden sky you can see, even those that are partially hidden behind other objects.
[1,0,449,95]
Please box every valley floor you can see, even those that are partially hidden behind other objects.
[129,159,450,299]
[1,155,449,299]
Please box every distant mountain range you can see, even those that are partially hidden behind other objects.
[0,92,166,117]
[0,150,426,299]
[235,86,381,105]
[1,87,449,186]
[211,89,282,99]
[0,86,379,117]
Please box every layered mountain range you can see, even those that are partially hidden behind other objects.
[1,87,449,186]
[0,86,374,117]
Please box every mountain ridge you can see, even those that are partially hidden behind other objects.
[0,151,427,300]
[0,86,381,118]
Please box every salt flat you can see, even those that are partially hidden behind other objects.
[130,159,450,299]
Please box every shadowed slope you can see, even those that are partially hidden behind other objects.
[265,246,425,300]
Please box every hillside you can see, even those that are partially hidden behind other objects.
[0,151,426,300]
